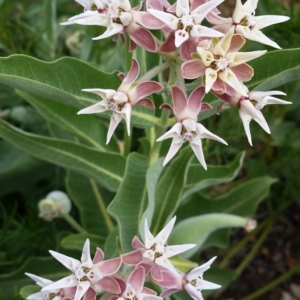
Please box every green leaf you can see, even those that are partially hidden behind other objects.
[248,48,300,90]
[66,171,115,235]
[20,285,40,299]
[151,147,191,235]
[169,257,197,273]
[17,90,120,152]
[139,158,164,238]
[60,233,105,253]
[108,153,150,253]
[179,176,277,219]
[0,119,125,191]
[0,55,161,128]
[169,214,248,258]
[0,257,69,298]
[104,227,120,259]
[182,152,245,201]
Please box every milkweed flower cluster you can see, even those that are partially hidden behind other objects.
[26,217,219,300]
[61,0,291,168]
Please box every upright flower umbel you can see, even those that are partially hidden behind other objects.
[78,59,163,144]
[157,86,227,168]
[42,239,122,300]
[122,216,196,276]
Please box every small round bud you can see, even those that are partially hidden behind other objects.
[38,191,71,221]
[244,218,257,232]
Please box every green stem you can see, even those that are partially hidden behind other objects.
[90,179,114,232]
[235,215,275,274]
[62,213,87,234]
[123,124,132,157]
[175,62,186,93]
[138,61,171,83]
[219,217,270,268]
[240,263,300,300]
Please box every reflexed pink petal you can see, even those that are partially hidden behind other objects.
[128,266,145,292]
[212,77,226,94]
[74,281,91,300]
[206,12,229,24]
[180,37,197,61]
[96,276,121,294]
[129,39,137,52]
[188,86,205,115]
[126,23,157,52]
[147,9,178,30]
[81,239,93,268]
[121,250,143,265]
[107,113,122,144]
[112,276,127,294]
[138,262,153,274]
[93,248,104,264]
[227,34,245,53]
[152,266,181,287]
[118,72,125,81]
[185,283,204,300]
[151,265,163,281]
[121,58,140,88]
[159,31,177,53]
[82,287,96,300]
[161,288,181,298]
[132,236,145,249]
[131,11,165,29]
[231,64,253,82]
[129,82,163,103]
[142,287,157,295]
[63,286,77,298]
[97,257,122,276]
[201,102,213,112]
[49,251,81,272]
[135,98,155,109]
[160,103,174,112]
[181,60,206,79]
[172,86,188,118]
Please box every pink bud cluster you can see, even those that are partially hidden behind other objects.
[63,0,291,168]
[26,217,219,300]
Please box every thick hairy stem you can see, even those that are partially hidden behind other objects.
[62,213,87,234]
[138,61,171,83]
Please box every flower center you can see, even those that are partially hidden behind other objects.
[48,294,57,300]
[177,14,193,33]
[143,243,165,261]
[108,99,125,112]
[240,14,256,29]
[181,126,196,141]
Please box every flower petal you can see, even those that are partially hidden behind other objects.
[255,15,289,30]
[107,113,122,144]
[196,123,227,145]
[213,26,234,56]
[128,266,145,292]
[83,287,97,300]
[218,69,247,96]
[81,239,93,268]
[93,23,123,40]
[74,281,90,300]
[120,58,140,90]
[191,0,224,17]
[121,103,132,136]
[121,250,144,265]
[239,109,254,146]
[164,244,196,258]
[82,88,116,100]
[186,257,217,280]
[132,236,145,249]
[181,60,206,79]
[25,273,53,287]
[49,251,81,272]
[156,122,182,142]
[155,216,176,245]
[204,68,218,93]
[188,86,205,116]
[185,283,204,300]
[190,138,206,169]
[161,288,181,298]
[147,9,178,30]
[175,30,190,48]
[129,82,163,103]
[96,276,121,294]
[171,86,188,119]
[27,292,46,300]
[230,63,254,82]
[162,137,184,166]
[144,218,155,249]
[201,279,221,290]
[134,98,156,110]
[227,50,266,67]
[131,11,165,29]
[96,257,122,276]
[42,275,78,291]
[159,31,177,53]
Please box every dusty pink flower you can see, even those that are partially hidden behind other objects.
[78,59,163,144]
[42,239,122,300]
[121,217,196,276]
[157,86,227,168]
[181,27,266,96]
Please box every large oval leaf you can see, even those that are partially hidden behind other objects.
[0,119,125,191]
[0,55,161,128]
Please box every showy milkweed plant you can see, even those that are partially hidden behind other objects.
[0,0,298,299]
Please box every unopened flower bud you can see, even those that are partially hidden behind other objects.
[38,191,71,221]
[244,218,257,232]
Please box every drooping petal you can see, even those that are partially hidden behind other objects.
[132,236,145,249]
[42,275,78,291]
[147,9,178,30]
[151,265,163,282]
[95,276,122,294]
[121,103,132,136]
[93,23,124,40]
[93,248,104,264]
[188,86,205,116]
[181,60,206,79]
[159,31,177,53]
[81,239,93,268]
[180,37,197,60]
[128,266,145,292]
[239,99,266,122]
[238,109,254,146]
[190,138,206,169]
[125,23,158,53]
[184,283,204,300]
[134,98,156,109]
[164,244,196,258]
[227,34,245,53]
[120,58,140,90]
[171,86,188,119]
[25,273,53,287]
[162,136,184,166]
[73,13,110,26]
[60,11,99,25]
[96,257,122,276]
[230,63,254,82]
[107,113,123,144]
[201,102,213,112]
[82,287,97,300]
[142,287,157,295]
[128,82,163,103]
[49,251,81,272]
[74,281,90,300]
[131,11,165,29]
[121,250,144,265]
